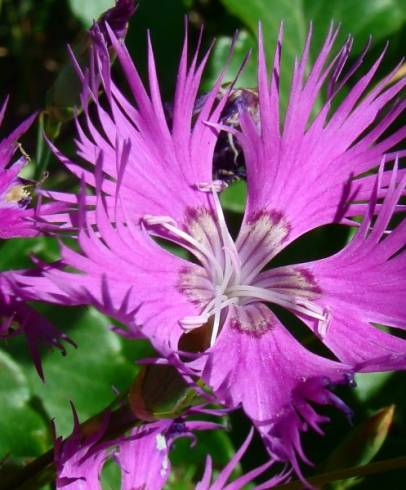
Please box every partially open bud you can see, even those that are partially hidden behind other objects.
[165,87,259,185]
[129,364,201,422]
[213,87,259,183]
[45,0,136,128]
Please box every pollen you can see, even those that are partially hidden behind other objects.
[5,184,31,206]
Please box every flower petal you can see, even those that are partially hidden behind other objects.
[0,272,74,379]
[286,165,406,371]
[237,26,406,248]
[200,303,351,475]
[48,25,233,229]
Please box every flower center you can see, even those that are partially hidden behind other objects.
[143,183,328,346]
[3,184,31,208]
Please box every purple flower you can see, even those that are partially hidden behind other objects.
[37,24,405,476]
[54,404,223,489]
[0,97,67,237]
[0,270,74,379]
[0,98,38,239]
[94,0,136,43]
[0,98,73,377]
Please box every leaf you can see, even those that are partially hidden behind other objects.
[304,0,406,56]
[0,350,48,458]
[322,405,395,490]
[219,0,406,108]
[220,180,247,213]
[355,371,394,403]
[219,0,307,110]
[0,237,60,269]
[68,0,114,26]
[101,459,121,490]
[203,30,257,92]
[25,307,137,438]
[273,455,406,490]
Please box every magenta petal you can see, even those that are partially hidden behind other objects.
[196,428,289,490]
[200,304,351,473]
[237,27,405,247]
[293,166,406,371]
[116,423,172,490]
[41,195,201,352]
[0,272,74,379]
[47,25,233,229]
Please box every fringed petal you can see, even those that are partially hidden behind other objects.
[237,26,405,247]
[198,304,351,478]
[281,164,406,371]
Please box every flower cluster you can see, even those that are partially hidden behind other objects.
[1,4,405,488]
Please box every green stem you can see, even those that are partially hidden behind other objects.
[273,455,406,490]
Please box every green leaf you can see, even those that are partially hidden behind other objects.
[304,0,406,56]
[0,237,60,269]
[219,0,307,110]
[68,0,114,26]
[0,350,48,458]
[219,0,406,108]
[101,459,121,490]
[355,371,394,403]
[203,30,257,92]
[25,307,137,438]
[220,180,247,213]
[273,455,406,490]
[322,405,395,490]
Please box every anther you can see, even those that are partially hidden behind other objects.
[196,180,228,193]
[143,215,177,226]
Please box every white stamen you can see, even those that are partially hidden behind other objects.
[317,308,331,338]
[196,180,229,193]
[210,287,224,347]
[144,213,224,281]
[143,214,177,226]
[180,314,210,330]
[145,188,322,348]
[227,285,326,322]
[156,433,167,451]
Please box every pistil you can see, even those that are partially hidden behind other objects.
[144,184,327,348]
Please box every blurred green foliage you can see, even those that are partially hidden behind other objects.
[0,0,405,488]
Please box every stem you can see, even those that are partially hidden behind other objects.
[273,455,406,490]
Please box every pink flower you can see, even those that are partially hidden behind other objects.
[0,98,37,239]
[54,404,224,489]
[35,24,405,477]
[0,99,74,377]
[0,97,68,238]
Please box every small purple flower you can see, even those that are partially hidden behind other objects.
[38,24,405,477]
[0,98,37,239]
[0,97,67,237]
[115,417,223,490]
[94,0,137,43]
[54,405,223,489]
[0,99,73,377]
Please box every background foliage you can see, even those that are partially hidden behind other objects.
[0,0,405,488]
